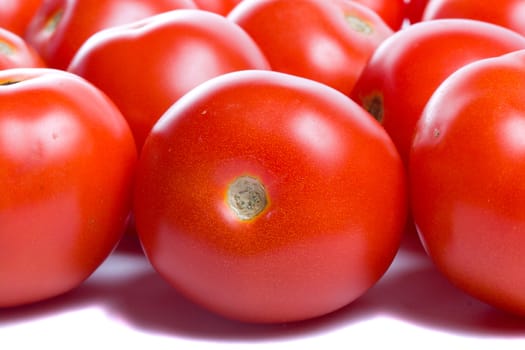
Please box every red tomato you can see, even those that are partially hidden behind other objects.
[350,19,525,165]
[25,0,197,69]
[193,0,241,15]
[423,0,525,36]
[405,0,429,24]
[351,0,405,30]
[68,9,270,151]
[0,0,43,36]
[0,28,46,69]
[134,70,407,323]
[0,68,137,307]
[410,49,525,316]
[228,0,393,96]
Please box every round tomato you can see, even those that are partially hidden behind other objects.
[351,0,405,30]
[410,49,525,316]
[134,70,407,323]
[68,9,270,151]
[0,27,46,69]
[25,0,197,69]
[350,19,525,165]
[193,0,241,15]
[228,0,393,96]
[0,68,137,307]
[0,0,43,36]
[423,0,525,36]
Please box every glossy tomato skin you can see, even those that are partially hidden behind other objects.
[0,28,46,69]
[193,0,241,15]
[134,70,407,323]
[68,9,270,151]
[410,50,525,316]
[228,0,393,96]
[350,19,525,165]
[0,0,43,36]
[25,0,197,69]
[351,0,405,30]
[423,0,525,36]
[0,68,137,307]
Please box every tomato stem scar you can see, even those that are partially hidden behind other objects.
[44,9,64,33]
[0,41,14,56]
[363,93,384,123]
[345,15,374,35]
[0,80,20,86]
[227,176,268,221]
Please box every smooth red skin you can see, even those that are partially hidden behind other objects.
[25,0,197,70]
[228,0,393,96]
[405,0,429,24]
[68,9,270,151]
[0,0,43,36]
[351,0,405,30]
[193,0,241,15]
[0,69,137,307]
[350,19,525,165]
[134,70,407,323]
[0,28,46,69]
[410,50,525,316]
[423,0,525,36]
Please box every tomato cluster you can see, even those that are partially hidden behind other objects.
[1,0,525,324]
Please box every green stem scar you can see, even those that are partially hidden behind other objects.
[0,80,20,86]
[227,176,268,221]
[0,41,14,56]
[363,93,384,123]
[44,10,64,33]
[345,15,374,35]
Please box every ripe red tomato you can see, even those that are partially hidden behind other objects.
[0,28,46,69]
[410,49,525,316]
[423,0,525,36]
[134,70,407,323]
[351,0,405,30]
[350,19,525,165]
[0,68,137,307]
[0,0,43,36]
[193,0,241,15]
[228,0,393,96]
[68,9,270,151]
[25,0,197,69]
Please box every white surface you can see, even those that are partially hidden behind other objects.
[2,233,525,349]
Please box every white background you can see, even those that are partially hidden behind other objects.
[2,232,525,349]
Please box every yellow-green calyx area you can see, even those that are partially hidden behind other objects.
[0,80,19,86]
[44,10,63,33]
[227,176,268,221]
[0,79,21,86]
[363,93,384,123]
[0,41,14,56]
[345,15,374,35]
